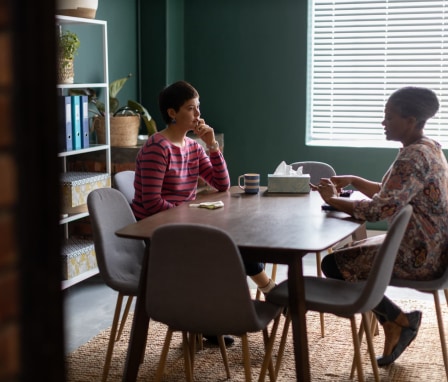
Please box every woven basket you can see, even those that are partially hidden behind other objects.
[57,58,74,84]
[56,0,98,19]
[94,115,140,147]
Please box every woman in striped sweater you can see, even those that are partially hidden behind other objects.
[131,81,275,345]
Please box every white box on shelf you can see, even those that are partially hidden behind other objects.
[60,171,111,213]
[61,237,97,280]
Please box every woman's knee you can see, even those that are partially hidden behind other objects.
[244,261,264,276]
[321,254,344,280]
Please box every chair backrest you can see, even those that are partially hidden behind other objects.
[114,170,135,204]
[146,223,275,335]
[355,204,413,312]
[87,187,145,295]
[290,161,336,185]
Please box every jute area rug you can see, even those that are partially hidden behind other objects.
[66,299,447,381]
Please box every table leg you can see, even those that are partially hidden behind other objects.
[288,257,311,382]
[122,247,151,381]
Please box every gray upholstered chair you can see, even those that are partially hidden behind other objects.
[146,223,283,382]
[390,268,448,379]
[113,170,135,204]
[267,205,413,382]
[87,187,145,382]
[290,161,336,185]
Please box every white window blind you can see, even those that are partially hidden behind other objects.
[307,0,448,148]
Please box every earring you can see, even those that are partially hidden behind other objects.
[171,118,176,124]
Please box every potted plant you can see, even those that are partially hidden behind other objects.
[71,74,157,147]
[57,30,80,84]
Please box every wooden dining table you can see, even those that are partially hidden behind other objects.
[115,186,366,381]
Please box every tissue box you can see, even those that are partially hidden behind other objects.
[267,174,311,193]
[61,172,111,213]
[61,238,97,280]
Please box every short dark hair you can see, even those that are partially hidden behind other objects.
[158,81,199,124]
[388,87,439,129]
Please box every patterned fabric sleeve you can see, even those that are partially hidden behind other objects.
[337,138,448,281]
[198,148,231,191]
[352,149,425,223]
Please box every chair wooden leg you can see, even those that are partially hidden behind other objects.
[102,293,124,382]
[371,314,379,336]
[271,263,278,282]
[444,288,448,306]
[350,316,365,382]
[316,251,323,277]
[350,316,365,380]
[196,333,203,351]
[154,328,173,382]
[182,332,194,382]
[275,312,291,380]
[315,251,325,337]
[433,291,448,379]
[241,334,252,382]
[350,311,379,379]
[217,335,231,379]
[115,295,133,341]
[258,314,281,382]
[188,333,197,377]
[362,312,380,382]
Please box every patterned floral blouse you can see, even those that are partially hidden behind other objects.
[334,137,448,282]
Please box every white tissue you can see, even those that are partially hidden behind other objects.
[189,201,224,209]
[268,161,310,193]
[273,161,303,176]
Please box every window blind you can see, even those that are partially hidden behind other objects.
[307,0,448,148]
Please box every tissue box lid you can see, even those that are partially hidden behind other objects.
[267,174,311,193]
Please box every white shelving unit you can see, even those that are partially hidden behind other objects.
[56,15,110,289]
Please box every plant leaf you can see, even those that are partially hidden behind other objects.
[109,73,132,98]
[127,100,158,136]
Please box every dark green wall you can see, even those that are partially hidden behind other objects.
[181,0,398,187]
[69,0,139,111]
[184,0,309,184]
[83,0,404,188]
[139,0,169,128]
[93,0,444,230]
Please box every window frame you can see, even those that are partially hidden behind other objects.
[307,0,448,149]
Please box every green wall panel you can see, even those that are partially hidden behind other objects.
[96,0,139,109]
[139,0,169,129]
[99,0,448,231]
[183,0,308,186]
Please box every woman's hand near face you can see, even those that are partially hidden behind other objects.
[194,118,216,147]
